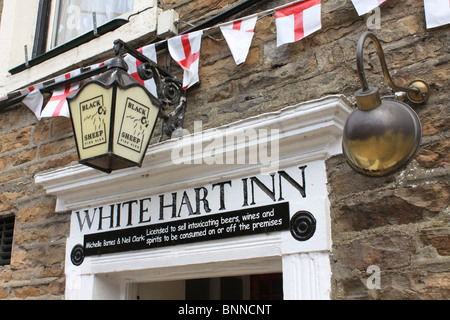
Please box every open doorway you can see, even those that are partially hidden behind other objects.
[133,273,283,300]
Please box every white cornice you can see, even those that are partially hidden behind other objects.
[35,95,352,212]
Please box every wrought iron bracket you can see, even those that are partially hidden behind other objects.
[113,39,187,140]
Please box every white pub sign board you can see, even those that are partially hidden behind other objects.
[74,164,315,257]
[36,95,352,300]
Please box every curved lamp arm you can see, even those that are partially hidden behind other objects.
[356,32,430,104]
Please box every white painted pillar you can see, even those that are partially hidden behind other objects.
[282,252,331,300]
[66,273,125,300]
[65,273,95,300]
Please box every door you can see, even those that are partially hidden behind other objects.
[133,273,283,300]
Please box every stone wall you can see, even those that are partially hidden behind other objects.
[0,0,448,299]
[320,1,450,299]
[0,112,75,299]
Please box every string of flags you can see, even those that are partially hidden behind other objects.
[18,0,450,120]
[40,71,81,118]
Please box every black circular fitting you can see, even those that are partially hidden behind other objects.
[71,244,85,266]
[290,211,316,241]
[138,62,154,81]
[161,78,182,105]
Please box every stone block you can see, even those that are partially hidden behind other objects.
[333,184,448,232]
[0,127,32,153]
[17,201,56,224]
[0,288,7,299]
[0,191,27,212]
[12,286,40,299]
[335,231,415,271]
[420,228,450,256]
[12,147,37,166]
[40,137,75,158]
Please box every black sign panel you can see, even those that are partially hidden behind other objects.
[84,202,290,256]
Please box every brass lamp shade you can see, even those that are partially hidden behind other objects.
[67,56,161,173]
[342,88,422,177]
[342,32,428,177]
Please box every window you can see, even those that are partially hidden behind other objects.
[6,0,154,75]
[12,0,136,74]
[0,216,15,266]
[51,0,135,48]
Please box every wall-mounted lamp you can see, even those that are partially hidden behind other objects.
[67,40,186,173]
[342,32,430,177]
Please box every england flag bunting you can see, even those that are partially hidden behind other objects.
[351,0,386,16]
[124,44,158,97]
[220,16,258,65]
[168,31,203,90]
[275,0,322,47]
[15,0,448,109]
[22,86,44,121]
[423,0,450,29]
[41,71,81,118]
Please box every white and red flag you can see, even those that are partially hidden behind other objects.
[423,0,450,29]
[220,16,258,65]
[87,61,106,71]
[41,71,80,118]
[168,30,203,90]
[351,0,386,16]
[124,44,158,97]
[22,86,44,120]
[276,0,322,47]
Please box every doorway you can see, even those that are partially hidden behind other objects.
[133,273,283,300]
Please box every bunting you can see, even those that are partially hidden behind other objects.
[41,71,80,118]
[220,16,257,65]
[8,0,446,121]
[423,0,450,29]
[168,31,203,90]
[275,0,322,47]
[20,63,106,120]
[22,88,44,121]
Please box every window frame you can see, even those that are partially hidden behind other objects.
[32,0,52,59]
[47,0,138,51]
[9,0,153,75]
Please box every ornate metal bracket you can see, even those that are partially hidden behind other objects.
[113,39,187,140]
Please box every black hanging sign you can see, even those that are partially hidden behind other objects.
[83,202,289,256]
